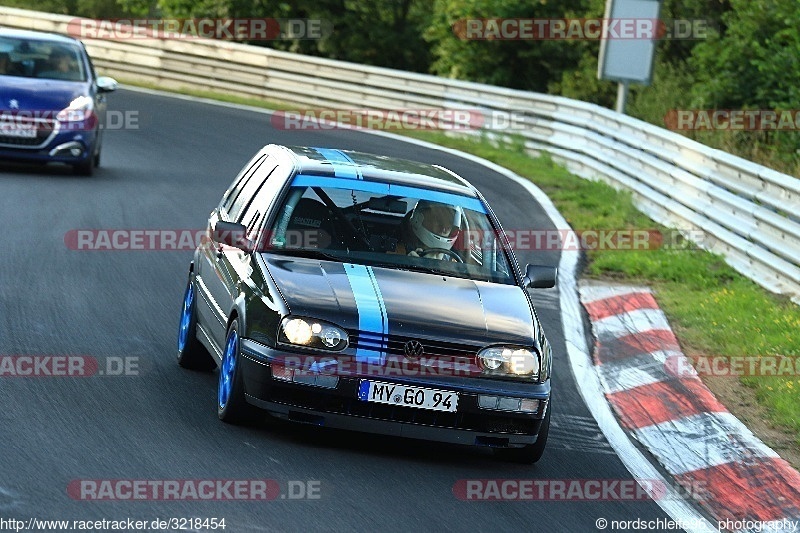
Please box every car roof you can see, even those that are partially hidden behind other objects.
[270,144,479,197]
[0,27,84,47]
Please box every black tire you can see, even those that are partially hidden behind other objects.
[73,152,94,176]
[495,399,551,464]
[177,277,215,371]
[217,319,256,424]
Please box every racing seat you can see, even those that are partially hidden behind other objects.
[284,198,338,250]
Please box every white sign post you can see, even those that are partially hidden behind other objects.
[597,0,662,114]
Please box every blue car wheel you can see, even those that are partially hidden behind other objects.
[176,275,214,371]
[217,319,254,424]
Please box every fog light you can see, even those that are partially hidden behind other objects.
[70,147,82,157]
[271,364,293,381]
[519,399,540,413]
[314,375,339,389]
[292,370,315,385]
[478,395,499,409]
[498,397,521,411]
[478,395,540,413]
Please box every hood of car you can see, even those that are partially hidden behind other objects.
[262,255,537,347]
[0,77,89,112]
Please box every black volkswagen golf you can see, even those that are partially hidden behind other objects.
[178,144,557,463]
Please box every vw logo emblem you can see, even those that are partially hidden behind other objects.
[403,340,424,358]
[9,99,19,109]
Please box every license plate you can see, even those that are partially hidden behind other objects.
[358,380,458,412]
[0,121,36,138]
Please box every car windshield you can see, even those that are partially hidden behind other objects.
[0,36,86,81]
[262,175,517,284]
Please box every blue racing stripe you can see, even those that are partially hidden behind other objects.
[314,148,361,180]
[366,266,388,352]
[343,263,387,364]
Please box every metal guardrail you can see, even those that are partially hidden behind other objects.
[2,6,799,303]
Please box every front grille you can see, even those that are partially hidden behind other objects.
[386,335,478,359]
[345,331,482,377]
[268,382,539,435]
[354,330,385,352]
[348,331,482,362]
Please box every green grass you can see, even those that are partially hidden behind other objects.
[121,80,800,443]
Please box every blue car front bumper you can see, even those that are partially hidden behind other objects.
[0,122,97,166]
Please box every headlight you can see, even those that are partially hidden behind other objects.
[279,317,348,351]
[56,95,94,122]
[477,346,540,379]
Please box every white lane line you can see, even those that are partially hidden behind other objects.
[120,84,716,531]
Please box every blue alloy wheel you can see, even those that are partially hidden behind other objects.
[178,282,194,353]
[216,321,255,424]
[218,329,238,409]
[176,276,215,371]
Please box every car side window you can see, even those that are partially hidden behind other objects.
[224,155,269,221]
[235,162,282,228]
[237,163,294,244]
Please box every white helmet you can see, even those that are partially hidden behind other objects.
[409,200,463,250]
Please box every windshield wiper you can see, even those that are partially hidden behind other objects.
[369,261,453,276]
[264,248,345,261]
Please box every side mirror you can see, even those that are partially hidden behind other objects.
[212,220,251,252]
[522,264,557,289]
[96,76,118,93]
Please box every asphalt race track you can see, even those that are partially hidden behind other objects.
[0,89,683,531]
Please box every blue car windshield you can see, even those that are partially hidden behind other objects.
[0,37,87,81]
[263,176,517,285]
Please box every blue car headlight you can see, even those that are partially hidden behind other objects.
[56,96,95,125]
[477,346,540,380]
[278,317,348,351]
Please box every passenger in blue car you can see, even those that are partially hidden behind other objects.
[396,199,464,261]
[37,47,79,80]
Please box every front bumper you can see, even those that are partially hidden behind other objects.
[0,128,96,165]
[240,339,551,449]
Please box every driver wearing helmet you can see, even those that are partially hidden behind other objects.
[396,200,463,261]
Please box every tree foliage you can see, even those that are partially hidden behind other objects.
[8,0,800,171]
[424,0,588,93]
[689,0,800,109]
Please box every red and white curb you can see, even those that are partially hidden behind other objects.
[580,283,800,532]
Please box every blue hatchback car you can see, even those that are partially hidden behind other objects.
[0,28,117,175]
